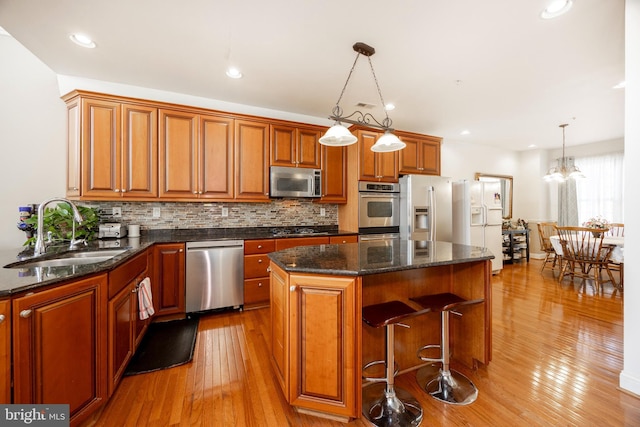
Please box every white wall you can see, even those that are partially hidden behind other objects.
[620,0,640,397]
[0,35,66,249]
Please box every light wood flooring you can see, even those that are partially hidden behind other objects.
[87,260,639,426]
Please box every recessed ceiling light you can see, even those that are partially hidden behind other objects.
[613,81,626,89]
[226,67,243,79]
[540,0,573,19]
[384,103,395,111]
[460,130,470,136]
[528,144,537,148]
[69,33,96,48]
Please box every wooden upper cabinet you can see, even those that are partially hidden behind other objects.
[270,124,321,168]
[235,119,270,201]
[199,114,234,199]
[77,97,157,199]
[398,132,441,176]
[66,98,81,197]
[357,129,398,182]
[320,144,348,203]
[158,109,199,198]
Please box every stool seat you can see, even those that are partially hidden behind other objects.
[410,292,483,406]
[362,300,423,426]
[363,300,418,327]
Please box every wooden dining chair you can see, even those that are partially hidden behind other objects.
[555,226,617,293]
[606,223,624,290]
[537,221,558,273]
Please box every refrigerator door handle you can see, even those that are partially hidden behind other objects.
[428,186,435,241]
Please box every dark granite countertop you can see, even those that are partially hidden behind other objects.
[268,239,495,276]
[0,226,357,297]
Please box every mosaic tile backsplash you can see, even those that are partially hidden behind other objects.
[85,200,338,232]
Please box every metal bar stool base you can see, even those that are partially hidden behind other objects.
[416,363,478,405]
[362,383,423,427]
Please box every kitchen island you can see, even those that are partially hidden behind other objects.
[268,239,494,422]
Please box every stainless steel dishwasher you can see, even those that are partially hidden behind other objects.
[185,240,244,313]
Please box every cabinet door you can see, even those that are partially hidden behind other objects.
[122,104,158,197]
[358,129,381,181]
[107,281,135,396]
[199,114,234,199]
[82,99,122,197]
[296,126,322,168]
[269,263,289,397]
[320,144,347,203]
[66,98,81,197]
[0,299,10,404]
[152,243,186,316]
[13,274,107,425]
[158,109,199,198]
[270,124,296,166]
[235,120,270,200]
[398,134,441,175]
[289,274,359,418]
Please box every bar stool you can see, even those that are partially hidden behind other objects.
[362,300,423,427]
[410,292,484,405]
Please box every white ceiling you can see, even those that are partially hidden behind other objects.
[0,0,625,151]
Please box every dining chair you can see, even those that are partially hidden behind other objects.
[606,223,624,290]
[537,221,558,273]
[555,226,617,293]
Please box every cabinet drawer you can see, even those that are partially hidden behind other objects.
[244,254,271,278]
[245,239,275,254]
[275,236,329,251]
[244,278,270,305]
[329,235,358,244]
[108,251,147,299]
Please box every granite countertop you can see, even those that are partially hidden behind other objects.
[268,239,495,276]
[0,226,357,297]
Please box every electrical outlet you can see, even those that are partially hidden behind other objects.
[152,207,161,218]
[112,207,122,218]
[320,207,326,217]
[221,207,229,217]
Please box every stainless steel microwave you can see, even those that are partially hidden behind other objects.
[270,166,321,198]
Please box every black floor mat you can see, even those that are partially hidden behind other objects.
[125,317,199,376]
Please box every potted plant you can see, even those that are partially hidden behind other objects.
[23,204,100,246]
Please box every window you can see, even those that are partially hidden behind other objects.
[575,152,624,225]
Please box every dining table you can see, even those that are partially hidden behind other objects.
[549,235,624,263]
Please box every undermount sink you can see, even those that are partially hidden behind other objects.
[4,249,128,269]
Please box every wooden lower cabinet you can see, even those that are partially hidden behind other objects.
[0,299,10,404]
[270,263,360,420]
[12,274,108,426]
[107,251,149,396]
[244,239,275,309]
[152,243,186,316]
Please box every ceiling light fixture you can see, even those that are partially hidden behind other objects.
[613,81,626,89]
[543,123,585,181]
[225,67,243,79]
[540,0,573,19]
[319,42,405,152]
[69,33,96,48]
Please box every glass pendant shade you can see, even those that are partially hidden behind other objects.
[319,124,358,146]
[543,123,585,181]
[370,131,406,152]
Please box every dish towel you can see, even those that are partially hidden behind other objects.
[138,277,155,320]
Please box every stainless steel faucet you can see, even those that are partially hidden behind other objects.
[33,197,84,256]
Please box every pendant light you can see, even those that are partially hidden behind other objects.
[543,123,585,181]
[319,42,405,152]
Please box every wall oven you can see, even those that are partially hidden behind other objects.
[358,181,400,237]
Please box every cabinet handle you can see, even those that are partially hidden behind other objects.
[290,286,296,292]
[258,282,263,287]
[179,249,184,252]
[265,193,269,196]
[258,259,263,263]
[257,245,263,249]
[0,314,4,323]
[114,189,120,193]
[20,309,32,318]
[121,189,127,192]
[266,266,271,272]
[193,191,198,194]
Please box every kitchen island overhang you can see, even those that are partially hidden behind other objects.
[268,239,494,422]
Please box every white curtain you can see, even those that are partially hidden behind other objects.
[558,179,579,226]
[575,152,625,225]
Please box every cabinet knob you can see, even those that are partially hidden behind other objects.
[179,249,184,252]
[121,189,127,192]
[257,245,263,249]
[193,191,198,194]
[266,266,271,272]
[265,193,269,196]
[257,259,262,263]
[114,189,120,193]
[290,285,296,292]
[20,309,32,318]
[0,314,4,323]
[258,282,263,287]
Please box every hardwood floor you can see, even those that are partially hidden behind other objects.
[87,260,639,426]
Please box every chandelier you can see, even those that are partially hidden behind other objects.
[543,123,585,181]
[319,42,405,153]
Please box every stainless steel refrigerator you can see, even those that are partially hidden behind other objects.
[452,180,504,273]
[399,175,453,241]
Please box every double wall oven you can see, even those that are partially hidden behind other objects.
[358,181,400,241]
